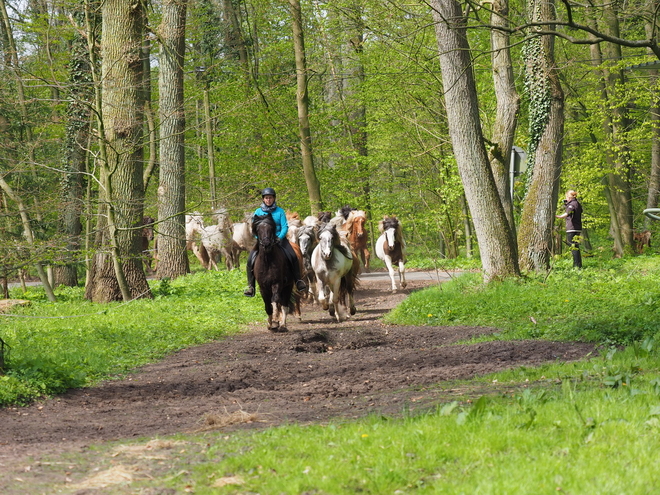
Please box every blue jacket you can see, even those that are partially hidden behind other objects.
[254,204,288,240]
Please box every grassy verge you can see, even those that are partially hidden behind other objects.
[0,269,263,405]
[386,255,660,345]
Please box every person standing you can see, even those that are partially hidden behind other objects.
[243,188,308,297]
[556,190,583,268]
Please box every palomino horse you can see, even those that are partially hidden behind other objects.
[375,215,407,291]
[311,223,360,322]
[252,213,297,332]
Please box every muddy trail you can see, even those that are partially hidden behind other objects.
[0,271,596,481]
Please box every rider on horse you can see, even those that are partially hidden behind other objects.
[244,188,308,297]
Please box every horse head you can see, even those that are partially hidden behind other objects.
[352,211,367,238]
[380,216,401,249]
[297,225,318,257]
[252,213,277,252]
[318,224,339,261]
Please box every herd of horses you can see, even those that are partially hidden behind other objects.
[143,206,407,333]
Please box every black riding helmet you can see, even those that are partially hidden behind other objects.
[261,187,276,197]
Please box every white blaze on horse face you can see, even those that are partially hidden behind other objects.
[385,228,396,249]
[319,230,334,260]
[299,233,310,255]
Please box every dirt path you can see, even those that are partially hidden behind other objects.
[0,273,595,480]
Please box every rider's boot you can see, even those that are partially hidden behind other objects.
[244,249,257,297]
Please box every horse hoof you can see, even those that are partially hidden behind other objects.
[350,306,356,316]
[270,326,288,333]
[328,306,335,317]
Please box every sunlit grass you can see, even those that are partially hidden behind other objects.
[386,255,660,345]
[0,269,263,405]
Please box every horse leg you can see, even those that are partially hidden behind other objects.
[385,257,397,291]
[279,304,289,332]
[329,278,345,322]
[269,302,281,332]
[348,289,356,316]
[317,276,328,311]
[362,249,370,273]
[399,261,407,288]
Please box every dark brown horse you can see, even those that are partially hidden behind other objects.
[252,213,297,332]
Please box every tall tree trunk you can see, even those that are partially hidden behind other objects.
[203,81,217,209]
[289,0,322,213]
[86,0,151,302]
[597,0,634,253]
[344,4,372,213]
[55,11,92,287]
[430,0,520,282]
[488,0,519,236]
[645,0,660,228]
[142,24,158,193]
[517,0,564,272]
[157,0,190,279]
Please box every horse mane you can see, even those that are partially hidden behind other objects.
[320,223,353,259]
[251,212,275,237]
[286,210,301,222]
[379,215,404,243]
[337,205,355,220]
[317,211,332,223]
[212,207,233,229]
[298,224,318,239]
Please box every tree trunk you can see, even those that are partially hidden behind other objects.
[430,0,519,282]
[597,0,634,253]
[157,0,190,279]
[289,0,322,213]
[517,0,564,272]
[645,0,660,228]
[86,0,151,302]
[203,83,217,209]
[55,13,91,287]
[142,25,158,193]
[488,0,519,236]
[344,6,372,214]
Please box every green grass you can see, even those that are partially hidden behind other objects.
[0,269,263,405]
[386,254,660,345]
[5,254,660,494]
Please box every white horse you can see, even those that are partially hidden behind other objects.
[375,215,407,291]
[186,209,235,270]
[311,223,360,322]
[185,213,210,268]
[231,213,255,268]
